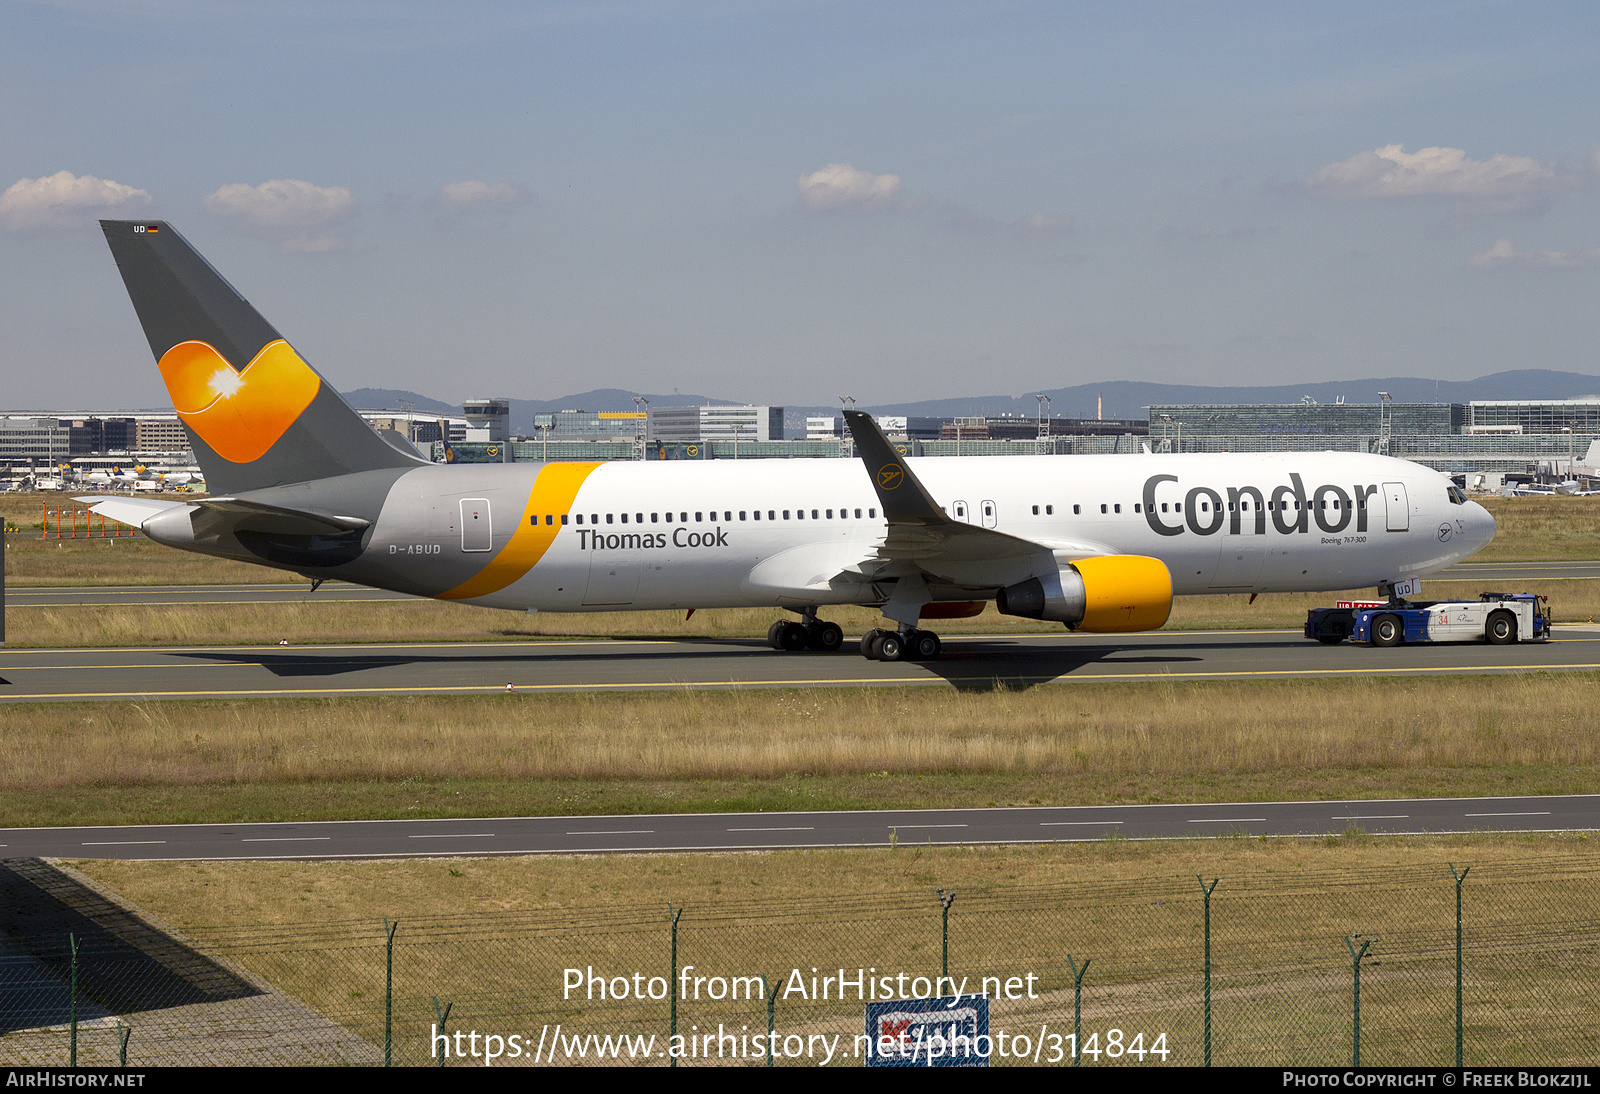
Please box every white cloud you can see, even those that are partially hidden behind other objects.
[797,163,905,212]
[436,180,528,206]
[202,179,357,228]
[0,171,152,229]
[1467,238,1600,269]
[1304,144,1580,209]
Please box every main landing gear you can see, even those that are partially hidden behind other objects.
[766,607,844,653]
[860,627,941,662]
[767,609,944,661]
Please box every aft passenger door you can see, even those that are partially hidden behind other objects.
[460,498,492,552]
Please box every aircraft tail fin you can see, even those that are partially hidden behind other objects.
[100,220,426,494]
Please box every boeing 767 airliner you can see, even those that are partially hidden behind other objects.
[84,220,1496,661]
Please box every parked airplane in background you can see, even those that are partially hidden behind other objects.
[85,220,1497,660]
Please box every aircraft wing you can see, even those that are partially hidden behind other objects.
[842,410,1112,580]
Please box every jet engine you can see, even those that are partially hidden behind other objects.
[996,555,1172,633]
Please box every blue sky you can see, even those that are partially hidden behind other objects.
[4,1,1599,409]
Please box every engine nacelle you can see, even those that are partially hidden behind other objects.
[996,555,1173,633]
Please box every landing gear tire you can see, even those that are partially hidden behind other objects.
[778,621,810,652]
[906,629,942,660]
[1486,611,1517,645]
[766,621,785,650]
[1371,614,1403,648]
[807,621,844,652]
[861,629,887,660]
[876,631,905,662]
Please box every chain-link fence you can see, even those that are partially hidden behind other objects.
[2,855,1596,1067]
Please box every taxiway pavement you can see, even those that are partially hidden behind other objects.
[2,795,1593,860]
[4,627,1600,702]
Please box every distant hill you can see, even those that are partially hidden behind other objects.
[349,369,1600,436]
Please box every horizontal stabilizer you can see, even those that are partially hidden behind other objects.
[76,495,185,529]
[189,497,371,538]
[80,494,369,540]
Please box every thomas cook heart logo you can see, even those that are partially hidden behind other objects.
[156,339,321,463]
[877,463,905,490]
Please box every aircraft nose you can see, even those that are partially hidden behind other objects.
[1466,500,1496,553]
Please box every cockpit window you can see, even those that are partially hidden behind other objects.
[1447,485,1468,505]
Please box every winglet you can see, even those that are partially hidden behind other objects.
[843,410,948,526]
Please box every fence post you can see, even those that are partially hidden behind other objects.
[1345,935,1378,1067]
[1450,864,1470,1067]
[383,918,398,1067]
[763,974,779,1067]
[937,889,956,981]
[432,996,453,1068]
[117,1022,130,1067]
[668,903,684,1068]
[1198,875,1219,1067]
[68,933,78,1068]
[1066,954,1090,1067]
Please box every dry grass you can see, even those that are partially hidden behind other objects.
[5,527,287,586]
[1476,495,1600,560]
[71,838,1600,1067]
[74,836,1590,928]
[4,674,1596,826]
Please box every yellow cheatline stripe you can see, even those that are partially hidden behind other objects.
[436,462,603,601]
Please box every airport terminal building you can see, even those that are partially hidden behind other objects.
[1147,399,1600,477]
[7,395,1600,489]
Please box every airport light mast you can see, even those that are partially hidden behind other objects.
[632,397,649,461]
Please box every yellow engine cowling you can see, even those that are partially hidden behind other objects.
[996,555,1173,632]
[1070,555,1172,632]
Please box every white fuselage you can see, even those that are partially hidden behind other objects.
[361,450,1495,613]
